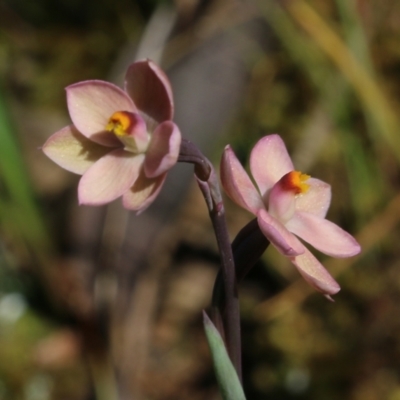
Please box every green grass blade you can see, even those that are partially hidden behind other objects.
[203,311,246,400]
[0,85,52,257]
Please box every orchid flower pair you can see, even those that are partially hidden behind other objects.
[43,60,181,213]
[220,135,361,298]
[43,59,360,298]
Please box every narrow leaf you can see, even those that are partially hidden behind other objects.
[203,311,246,400]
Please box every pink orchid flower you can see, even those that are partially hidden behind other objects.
[221,134,361,298]
[42,60,181,212]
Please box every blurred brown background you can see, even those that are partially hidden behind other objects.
[0,0,399,399]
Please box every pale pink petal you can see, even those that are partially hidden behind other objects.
[286,212,361,257]
[257,209,305,256]
[220,146,265,214]
[67,80,136,146]
[250,134,294,197]
[125,60,174,122]
[78,150,144,206]
[144,121,181,178]
[290,248,341,296]
[128,112,150,152]
[295,178,331,218]
[122,170,166,213]
[268,178,297,224]
[42,125,111,175]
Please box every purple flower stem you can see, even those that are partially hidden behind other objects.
[178,139,242,380]
[212,218,269,325]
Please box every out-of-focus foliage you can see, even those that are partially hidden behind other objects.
[0,0,400,399]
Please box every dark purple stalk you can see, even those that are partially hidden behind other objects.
[212,219,270,324]
[178,139,242,379]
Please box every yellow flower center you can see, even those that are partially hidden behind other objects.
[106,111,134,136]
[280,171,310,194]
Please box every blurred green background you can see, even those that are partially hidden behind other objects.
[0,0,399,399]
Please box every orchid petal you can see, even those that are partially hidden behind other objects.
[220,146,265,214]
[126,112,149,151]
[78,150,144,205]
[250,134,294,197]
[122,170,166,213]
[67,80,136,146]
[268,178,297,224]
[144,121,181,178]
[295,178,331,218]
[42,125,111,175]
[125,60,174,122]
[290,248,341,296]
[286,212,361,257]
[257,209,305,256]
